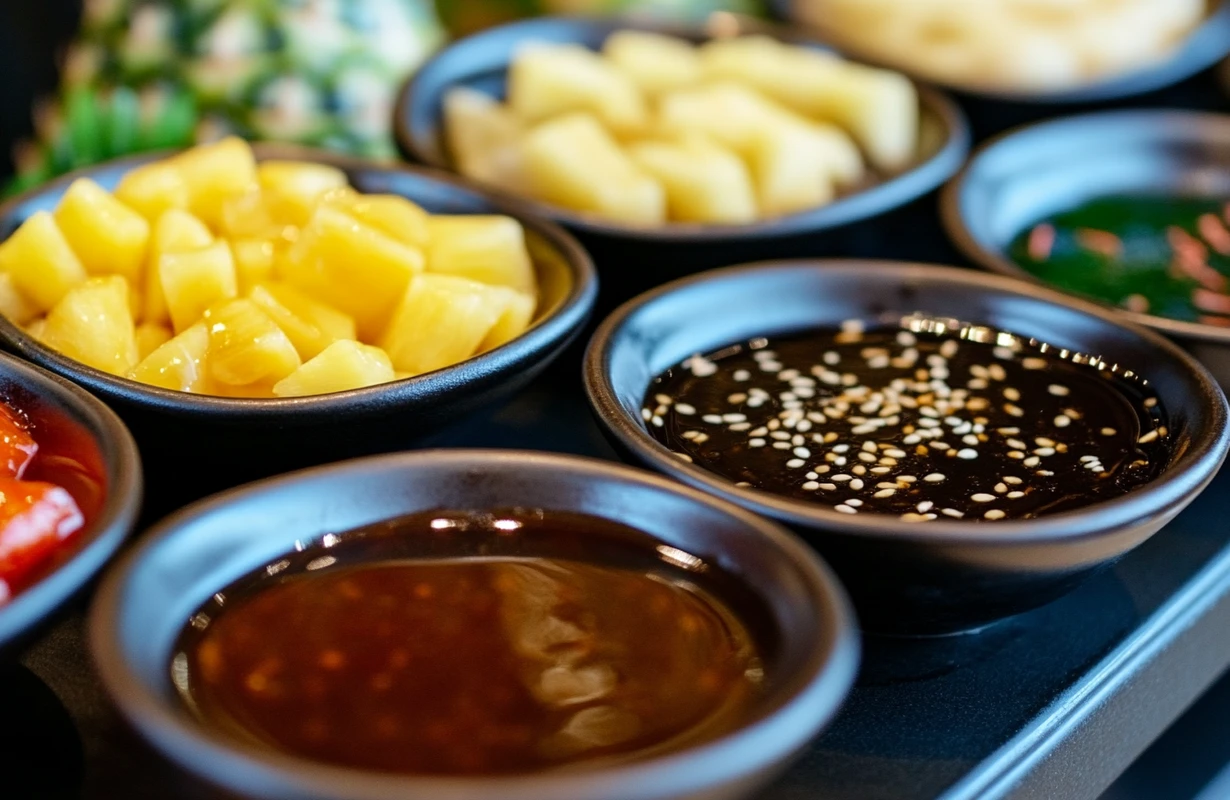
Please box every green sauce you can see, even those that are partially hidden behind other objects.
[1009,196,1230,326]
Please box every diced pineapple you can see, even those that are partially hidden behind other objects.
[135,322,173,359]
[249,284,335,360]
[127,322,211,392]
[380,274,506,375]
[41,276,137,376]
[480,288,536,352]
[217,189,276,239]
[324,192,430,248]
[443,88,529,193]
[508,43,648,135]
[747,125,837,216]
[272,339,395,397]
[425,216,536,294]
[25,319,46,341]
[203,298,301,387]
[170,137,259,228]
[258,282,355,342]
[258,161,348,226]
[522,113,665,225]
[0,211,88,312]
[0,273,40,325]
[159,241,238,332]
[114,161,190,221]
[145,210,214,326]
[231,238,276,293]
[628,137,758,224]
[603,30,703,96]
[53,178,151,284]
[287,205,424,340]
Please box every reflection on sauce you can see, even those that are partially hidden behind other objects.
[173,511,765,775]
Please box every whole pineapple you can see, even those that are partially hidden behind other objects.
[10,0,445,193]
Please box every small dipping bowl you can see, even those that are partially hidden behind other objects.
[90,449,858,800]
[0,352,141,657]
[396,15,969,302]
[942,109,1230,388]
[0,145,597,515]
[584,260,1230,634]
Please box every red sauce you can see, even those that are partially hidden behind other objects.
[173,511,766,775]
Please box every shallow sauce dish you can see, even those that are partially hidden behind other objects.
[90,450,858,800]
[584,260,1230,633]
[0,145,597,512]
[0,352,140,655]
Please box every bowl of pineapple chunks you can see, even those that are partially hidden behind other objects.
[396,15,969,241]
[0,138,596,509]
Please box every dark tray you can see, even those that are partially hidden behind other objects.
[6,57,1230,800]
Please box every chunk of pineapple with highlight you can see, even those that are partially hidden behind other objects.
[259,282,355,342]
[217,189,276,239]
[603,30,702,96]
[480,288,536,352]
[508,43,648,135]
[380,274,506,375]
[272,339,395,397]
[41,276,137,376]
[159,241,238,332]
[0,211,88,312]
[443,88,528,193]
[628,137,757,224]
[135,322,173,360]
[0,273,40,326]
[170,137,258,228]
[144,210,214,326]
[128,322,211,392]
[425,216,536,294]
[250,285,333,360]
[523,113,665,225]
[324,191,430,248]
[114,160,190,221]
[258,161,348,226]
[53,178,151,284]
[231,238,276,293]
[204,298,301,387]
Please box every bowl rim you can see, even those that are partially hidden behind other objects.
[583,259,1230,545]
[0,144,598,419]
[0,351,142,650]
[939,107,1230,347]
[88,448,860,800]
[771,0,1230,104]
[394,13,972,243]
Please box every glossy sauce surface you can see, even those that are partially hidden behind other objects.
[643,319,1170,521]
[173,511,765,775]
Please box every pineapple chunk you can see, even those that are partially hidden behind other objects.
[53,178,151,283]
[443,88,528,193]
[145,210,214,326]
[203,298,301,387]
[380,274,506,375]
[603,30,703,96]
[324,191,430,248]
[128,322,211,392]
[522,113,665,225]
[480,288,537,352]
[41,276,138,376]
[425,215,536,294]
[218,189,276,239]
[0,211,88,312]
[114,161,190,221]
[747,125,837,216]
[258,282,355,342]
[159,241,238,332]
[287,205,424,340]
[231,238,276,293]
[249,284,335,360]
[135,322,173,359]
[272,339,395,397]
[25,319,47,341]
[508,43,648,135]
[628,137,758,224]
[0,273,40,325]
[170,137,259,228]
[258,161,348,226]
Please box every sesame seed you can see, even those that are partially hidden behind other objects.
[835,505,857,514]
[1138,430,1159,443]
[942,508,964,518]
[786,459,805,468]
[971,493,996,503]
[1024,456,1041,467]
[1102,427,1117,436]
[858,452,877,463]
[1048,384,1070,396]
[1008,491,1025,498]
[641,408,653,421]
[876,482,898,489]
[820,483,837,491]
[794,447,811,458]
[995,482,1007,493]
[870,466,892,474]
[846,499,864,507]
[702,414,723,424]
[1004,476,1022,485]
[749,438,766,447]
[1004,404,1024,417]
[1053,415,1071,428]
[729,422,751,431]
[957,448,978,460]
[802,481,820,491]
[924,473,946,482]
[917,501,934,513]
[1034,447,1056,457]
[651,416,664,427]
[832,474,852,482]
[849,479,864,490]
[984,509,1006,520]
[773,442,792,450]
[1003,387,1021,401]
[675,403,696,416]
[874,489,896,498]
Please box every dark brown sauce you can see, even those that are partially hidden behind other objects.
[173,510,767,775]
[643,318,1170,521]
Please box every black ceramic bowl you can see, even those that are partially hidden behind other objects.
[0,145,597,515]
[396,15,969,300]
[941,109,1230,387]
[90,449,858,800]
[773,0,1230,104]
[0,353,141,657]
[584,260,1230,634]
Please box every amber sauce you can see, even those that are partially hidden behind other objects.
[173,511,767,775]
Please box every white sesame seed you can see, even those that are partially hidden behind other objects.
[995,482,1007,493]
[749,438,766,447]
[675,403,696,416]
[1102,427,1117,436]
[773,442,792,450]
[1138,430,1159,443]
[1004,476,1022,485]
[820,483,837,491]
[786,459,805,468]
[651,416,663,427]
[802,481,820,491]
[942,508,964,518]
[957,448,978,460]
[1053,415,1071,428]
[885,448,907,458]
[1008,491,1025,498]
[899,475,917,483]
[924,473,946,483]
[832,474,852,482]
[874,489,896,498]
[846,499,864,507]
[917,501,934,513]
[1022,357,1047,370]
[849,479,865,490]
[641,408,653,421]
[1034,447,1056,457]
[1144,397,1158,408]
[794,447,811,458]
[673,452,692,462]
[1004,404,1024,417]
[1035,437,1055,447]
[876,482,897,489]
[1024,456,1041,467]
[871,466,892,474]
[1003,387,1021,401]
[1007,438,1027,450]
[702,414,722,424]
[727,393,747,405]
[984,509,1006,520]
[858,452,877,463]
[729,422,751,431]
[971,493,996,503]
[835,504,857,514]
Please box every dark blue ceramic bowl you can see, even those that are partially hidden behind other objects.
[0,353,141,657]
[584,260,1230,634]
[90,449,858,800]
